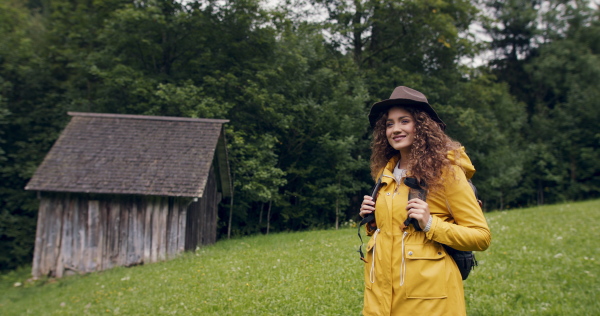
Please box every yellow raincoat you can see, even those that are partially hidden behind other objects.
[363,147,491,316]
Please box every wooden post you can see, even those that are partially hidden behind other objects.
[167,198,179,259]
[57,196,75,277]
[32,197,48,279]
[134,199,145,265]
[127,200,137,266]
[88,200,100,272]
[158,197,168,261]
[177,200,187,253]
[50,196,65,277]
[143,198,153,263]
[227,195,233,239]
[118,199,129,267]
[71,197,80,273]
[151,198,160,263]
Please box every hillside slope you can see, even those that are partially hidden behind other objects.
[1,200,599,315]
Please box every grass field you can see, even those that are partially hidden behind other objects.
[1,199,599,315]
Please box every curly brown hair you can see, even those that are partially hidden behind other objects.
[370,105,461,192]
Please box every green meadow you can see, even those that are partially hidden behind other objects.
[1,200,598,315]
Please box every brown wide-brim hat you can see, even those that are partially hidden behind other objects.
[368,86,446,130]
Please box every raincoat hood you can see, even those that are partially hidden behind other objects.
[448,146,476,180]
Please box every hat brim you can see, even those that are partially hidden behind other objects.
[368,99,446,130]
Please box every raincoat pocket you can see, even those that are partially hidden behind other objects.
[403,243,448,299]
[363,234,378,290]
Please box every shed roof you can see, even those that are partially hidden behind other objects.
[25,112,231,198]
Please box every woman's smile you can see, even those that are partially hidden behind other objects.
[391,134,406,142]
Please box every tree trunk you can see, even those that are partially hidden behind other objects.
[266,200,272,235]
[570,154,577,182]
[335,197,339,230]
[227,195,233,239]
[352,0,363,64]
[537,180,544,206]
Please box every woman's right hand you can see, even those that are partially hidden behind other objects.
[359,195,375,218]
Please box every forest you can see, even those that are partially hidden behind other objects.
[1,0,598,271]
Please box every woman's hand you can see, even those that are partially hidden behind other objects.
[359,195,375,218]
[406,198,431,230]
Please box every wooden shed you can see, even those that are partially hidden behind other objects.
[25,112,231,278]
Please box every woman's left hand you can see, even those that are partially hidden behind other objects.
[406,198,431,230]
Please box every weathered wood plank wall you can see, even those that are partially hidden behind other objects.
[31,169,221,278]
[185,166,220,251]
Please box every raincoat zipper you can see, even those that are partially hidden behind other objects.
[382,173,410,286]
[400,231,408,286]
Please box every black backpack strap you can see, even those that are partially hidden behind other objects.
[357,213,375,261]
[467,179,483,208]
[357,176,382,262]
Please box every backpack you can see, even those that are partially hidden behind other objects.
[357,178,481,280]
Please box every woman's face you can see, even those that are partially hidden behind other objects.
[385,107,415,154]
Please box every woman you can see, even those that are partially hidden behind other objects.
[359,86,491,316]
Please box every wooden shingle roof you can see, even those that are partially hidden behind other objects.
[25,112,231,198]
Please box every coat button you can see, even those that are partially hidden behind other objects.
[438,252,442,255]
[408,251,413,256]
[386,192,390,196]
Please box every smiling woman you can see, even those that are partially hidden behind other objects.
[359,86,491,316]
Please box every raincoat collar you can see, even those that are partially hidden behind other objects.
[377,156,400,188]
[376,146,476,182]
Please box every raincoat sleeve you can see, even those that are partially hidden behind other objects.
[425,165,491,252]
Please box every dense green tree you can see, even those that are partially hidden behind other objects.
[313,0,481,93]
[483,0,540,110]
[0,0,70,270]
[483,0,599,205]
[222,15,370,234]
[526,11,600,202]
